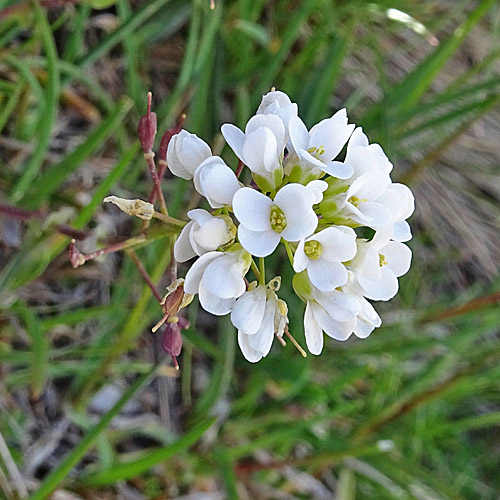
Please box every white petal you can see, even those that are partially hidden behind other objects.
[356,201,393,228]
[383,241,412,277]
[347,127,369,156]
[232,188,272,231]
[257,90,292,114]
[358,266,399,301]
[315,290,361,322]
[237,225,281,257]
[288,115,310,155]
[348,173,391,202]
[167,135,192,180]
[354,318,377,339]
[230,286,267,335]
[238,331,263,363]
[243,127,278,174]
[192,218,230,253]
[173,221,197,262]
[308,259,348,291]
[275,183,316,221]
[248,298,275,356]
[320,161,354,180]
[177,133,212,174]
[393,221,412,242]
[245,114,286,155]
[194,157,241,208]
[314,227,357,263]
[293,238,308,273]
[281,210,318,242]
[202,256,246,299]
[187,208,213,225]
[304,303,324,355]
[221,123,245,159]
[199,281,235,315]
[306,179,328,204]
[184,252,222,294]
[311,302,354,341]
[309,110,354,161]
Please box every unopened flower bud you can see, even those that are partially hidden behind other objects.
[104,196,154,220]
[138,92,157,153]
[161,322,182,369]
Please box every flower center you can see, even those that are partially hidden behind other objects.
[348,195,367,207]
[270,205,287,233]
[307,145,325,159]
[304,239,323,260]
[379,253,387,267]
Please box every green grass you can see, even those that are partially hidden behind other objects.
[1,0,500,499]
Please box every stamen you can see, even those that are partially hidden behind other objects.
[284,326,307,357]
[304,239,323,260]
[379,254,388,267]
[270,205,287,233]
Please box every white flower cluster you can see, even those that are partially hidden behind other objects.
[168,90,414,362]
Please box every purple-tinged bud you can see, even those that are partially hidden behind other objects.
[161,322,183,369]
[138,92,157,153]
[159,114,186,162]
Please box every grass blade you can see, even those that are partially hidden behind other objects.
[22,98,132,209]
[80,417,215,486]
[28,364,160,500]
[10,0,60,202]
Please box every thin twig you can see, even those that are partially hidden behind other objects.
[127,249,163,303]
[0,431,28,499]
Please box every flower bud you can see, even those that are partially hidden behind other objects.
[138,93,157,153]
[104,196,154,220]
[160,322,183,369]
[193,156,241,208]
[167,130,212,180]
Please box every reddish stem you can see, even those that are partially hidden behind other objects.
[127,249,163,303]
[235,160,245,178]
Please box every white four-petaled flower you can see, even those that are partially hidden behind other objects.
[174,209,234,262]
[293,226,357,291]
[167,130,212,180]
[231,279,288,363]
[232,183,319,257]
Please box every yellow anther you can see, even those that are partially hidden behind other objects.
[379,254,388,267]
[304,239,323,260]
[270,205,287,233]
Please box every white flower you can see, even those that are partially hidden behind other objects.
[343,276,382,339]
[294,272,361,354]
[231,279,288,363]
[344,127,393,181]
[193,156,241,208]
[221,114,286,190]
[167,130,212,180]
[349,228,412,301]
[184,245,251,315]
[293,226,357,291]
[338,172,393,228]
[173,209,235,262]
[288,110,355,179]
[306,179,328,204]
[377,183,415,242]
[256,90,298,138]
[232,183,318,257]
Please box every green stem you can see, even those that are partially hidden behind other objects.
[259,257,266,285]
[283,240,294,266]
[250,259,260,282]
